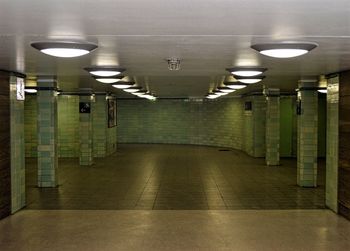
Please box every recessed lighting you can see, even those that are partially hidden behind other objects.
[235,76,265,84]
[124,86,142,93]
[112,81,134,89]
[251,42,318,58]
[24,88,37,93]
[94,76,124,84]
[226,67,267,77]
[214,90,228,96]
[318,89,327,93]
[224,82,247,89]
[132,90,147,96]
[84,66,125,77]
[206,93,219,99]
[217,87,235,93]
[31,41,97,58]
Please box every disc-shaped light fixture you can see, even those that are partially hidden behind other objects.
[132,90,147,96]
[214,89,228,96]
[217,87,235,93]
[206,93,220,99]
[112,81,134,89]
[84,66,125,77]
[124,86,142,93]
[224,82,247,89]
[94,75,124,84]
[318,89,327,94]
[31,41,98,58]
[251,42,318,58]
[235,76,265,84]
[24,88,37,93]
[226,67,267,77]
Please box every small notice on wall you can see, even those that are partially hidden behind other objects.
[79,102,91,113]
[16,78,25,101]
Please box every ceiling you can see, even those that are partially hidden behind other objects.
[1,0,350,98]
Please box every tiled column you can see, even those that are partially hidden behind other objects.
[264,88,280,166]
[37,76,58,187]
[92,95,107,158]
[297,80,318,187]
[326,75,339,212]
[79,95,93,165]
[9,75,26,212]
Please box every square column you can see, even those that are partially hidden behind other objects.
[326,76,339,212]
[92,95,107,157]
[79,95,94,165]
[297,80,318,187]
[264,88,280,166]
[10,75,26,212]
[37,76,58,187]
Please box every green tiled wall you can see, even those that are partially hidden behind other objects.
[24,95,37,157]
[243,96,266,157]
[280,97,295,157]
[326,76,339,212]
[79,96,93,165]
[117,98,244,149]
[10,76,25,213]
[58,95,79,157]
[265,96,280,165]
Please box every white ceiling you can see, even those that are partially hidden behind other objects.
[1,0,350,97]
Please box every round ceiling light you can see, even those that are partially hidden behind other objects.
[84,66,125,77]
[318,89,327,94]
[226,67,267,77]
[31,41,98,58]
[24,88,37,93]
[251,42,318,58]
[217,87,235,93]
[214,90,228,96]
[132,90,147,96]
[224,82,247,89]
[112,81,134,89]
[124,86,142,93]
[94,76,124,84]
[235,76,265,84]
[206,93,220,99]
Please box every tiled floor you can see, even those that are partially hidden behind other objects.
[26,144,325,210]
[1,210,350,251]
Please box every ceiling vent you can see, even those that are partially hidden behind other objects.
[166,57,181,71]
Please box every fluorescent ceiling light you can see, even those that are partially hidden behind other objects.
[226,67,267,77]
[112,81,134,89]
[84,67,125,77]
[207,93,219,99]
[214,90,228,96]
[251,42,318,58]
[224,82,247,89]
[94,76,124,84]
[124,87,142,93]
[235,76,265,84]
[318,89,327,93]
[31,41,97,58]
[217,87,235,93]
[24,88,37,93]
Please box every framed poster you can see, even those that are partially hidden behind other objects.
[108,99,117,128]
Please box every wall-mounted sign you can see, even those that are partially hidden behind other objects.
[16,78,25,101]
[79,102,91,113]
